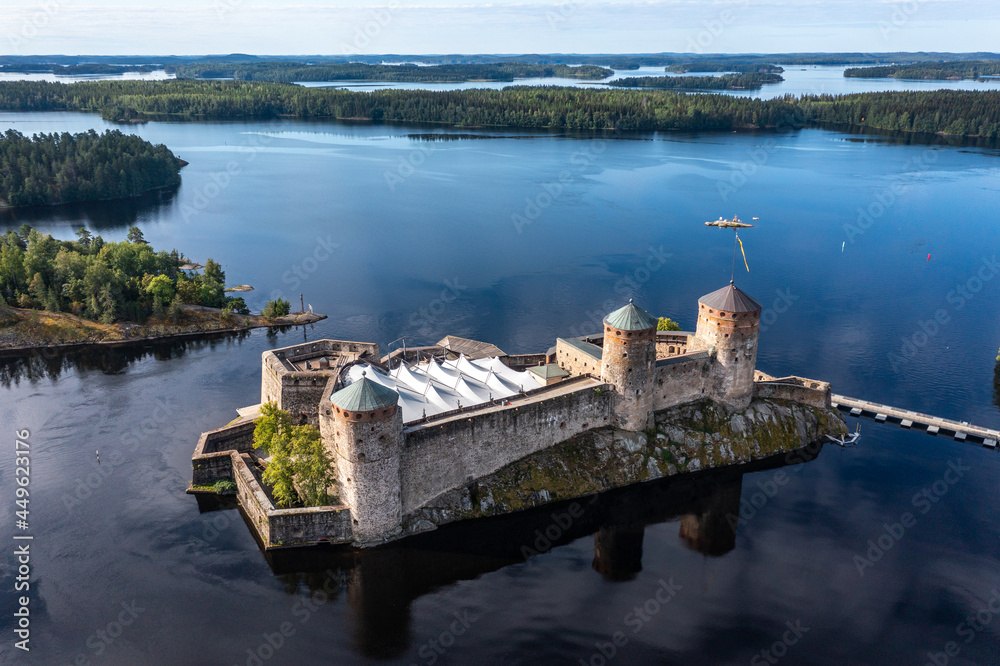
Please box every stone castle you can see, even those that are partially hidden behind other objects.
[191,281,845,549]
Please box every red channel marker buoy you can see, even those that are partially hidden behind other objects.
[927,254,931,262]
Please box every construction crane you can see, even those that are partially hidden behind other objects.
[705,214,755,229]
[704,215,756,281]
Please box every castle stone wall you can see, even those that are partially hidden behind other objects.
[653,351,714,411]
[234,452,272,546]
[655,332,693,359]
[277,377,331,425]
[269,506,352,545]
[261,361,283,408]
[753,381,831,410]
[504,353,549,370]
[262,340,381,425]
[192,452,234,487]
[400,383,612,515]
[191,420,258,485]
[555,339,602,378]
[232,450,353,547]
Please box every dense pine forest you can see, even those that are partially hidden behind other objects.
[0,130,184,208]
[800,90,1000,136]
[169,62,613,82]
[0,225,244,323]
[844,61,1000,80]
[608,73,784,90]
[0,80,999,139]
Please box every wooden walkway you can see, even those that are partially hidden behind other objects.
[831,394,999,450]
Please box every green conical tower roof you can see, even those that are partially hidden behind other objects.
[331,372,399,412]
[604,299,658,331]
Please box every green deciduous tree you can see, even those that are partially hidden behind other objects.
[288,425,336,507]
[657,317,681,331]
[254,403,337,508]
[145,274,175,302]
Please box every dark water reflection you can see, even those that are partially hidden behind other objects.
[260,461,777,660]
[0,186,178,231]
[0,331,252,386]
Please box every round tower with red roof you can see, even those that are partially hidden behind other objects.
[689,281,762,411]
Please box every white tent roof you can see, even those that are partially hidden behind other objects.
[339,356,544,423]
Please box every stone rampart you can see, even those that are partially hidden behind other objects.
[232,452,353,548]
[269,506,352,545]
[191,420,258,485]
[753,378,831,410]
[504,353,548,370]
[653,351,713,411]
[400,382,612,515]
[234,452,273,544]
[262,340,381,424]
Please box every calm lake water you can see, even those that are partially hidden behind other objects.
[1,101,1000,665]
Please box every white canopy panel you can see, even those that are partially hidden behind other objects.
[342,356,544,423]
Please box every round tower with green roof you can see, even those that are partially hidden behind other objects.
[600,299,658,431]
[689,281,762,411]
[320,371,403,544]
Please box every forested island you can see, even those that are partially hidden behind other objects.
[844,61,1000,80]
[0,130,184,208]
[169,62,613,83]
[0,80,999,139]
[665,63,784,74]
[0,225,323,352]
[608,73,784,90]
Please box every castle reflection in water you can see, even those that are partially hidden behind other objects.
[195,446,814,659]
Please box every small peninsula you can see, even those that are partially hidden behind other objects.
[0,225,324,354]
[0,129,184,209]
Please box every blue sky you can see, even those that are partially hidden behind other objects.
[3,1,999,56]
